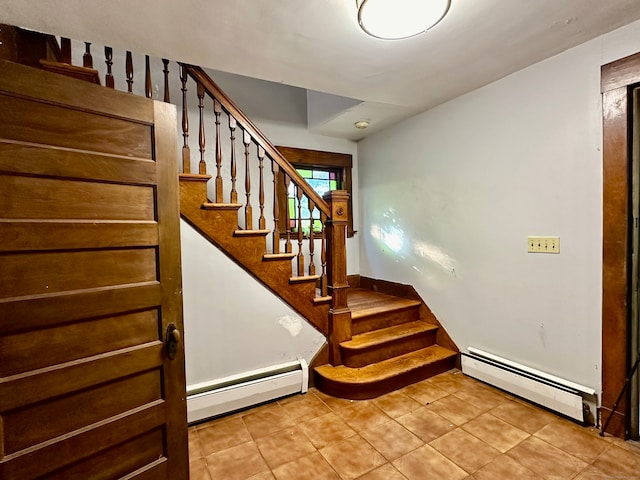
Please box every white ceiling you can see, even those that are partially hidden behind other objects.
[2,0,640,139]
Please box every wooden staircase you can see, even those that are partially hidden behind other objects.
[315,278,458,399]
[179,173,331,334]
[3,25,460,400]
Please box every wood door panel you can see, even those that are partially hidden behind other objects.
[0,221,159,252]
[0,283,162,335]
[0,175,155,220]
[0,60,186,479]
[0,309,160,376]
[0,141,157,185]
[0,63,156,123]
[0,93,153,158]
[0,343,163,412]
[0,248,157,298]
[44,428,165,480]
[126,460,169,480]
[1,402,166,479]
[5,370,162,453]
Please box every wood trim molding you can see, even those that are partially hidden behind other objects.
[276,146,355,237]
[601,51,640,93]
[601,52,640,438]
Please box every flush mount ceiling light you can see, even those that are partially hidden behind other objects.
[356,0,451,40]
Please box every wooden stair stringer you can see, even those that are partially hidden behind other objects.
[180,179,329,334]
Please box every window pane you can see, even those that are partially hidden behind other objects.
[308,178,331,196]
[300,203,310,219]
[286,163,349,234]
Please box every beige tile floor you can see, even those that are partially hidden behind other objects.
[188,370,640,479]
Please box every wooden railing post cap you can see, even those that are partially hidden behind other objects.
[323,189,349,202]
[323,190,349,220]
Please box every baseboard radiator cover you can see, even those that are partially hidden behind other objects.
[461,347,596,422]
[186,359,309,423]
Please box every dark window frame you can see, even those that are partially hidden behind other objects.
[276,146,355,238]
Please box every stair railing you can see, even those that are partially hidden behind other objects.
[179,64,352,363]
[34,35,352,362]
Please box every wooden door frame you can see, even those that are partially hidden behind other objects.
[601,51,640,437]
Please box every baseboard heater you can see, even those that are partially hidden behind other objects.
[186,359,308,423]
[461,347,596,422]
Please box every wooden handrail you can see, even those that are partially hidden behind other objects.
[183,64,332,218]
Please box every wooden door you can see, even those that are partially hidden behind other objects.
[0,60,188,478]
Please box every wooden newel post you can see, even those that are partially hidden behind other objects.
[323,189,352,366]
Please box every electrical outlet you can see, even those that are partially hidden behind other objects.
[528,236,560,254]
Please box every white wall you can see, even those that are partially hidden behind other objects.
[358,19,640,394]
[181,219,327,386]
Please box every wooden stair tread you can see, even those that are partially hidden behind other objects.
[290,275,321,284]
[263,252,297,261]
[233,229,270,236]
[315,345,456,384]
[347,288,421,319]
[341,321,438,351]
[202,202,243,210]
[313,295,332,304]
[179,173,212,182]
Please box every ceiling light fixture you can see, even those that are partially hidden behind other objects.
[356,0,451,40]
[354,120,370,129]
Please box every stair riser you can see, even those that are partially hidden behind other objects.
[179,178,209,203]
[351,307,420,335]
[314,355,457,400]
[341,330,437,368]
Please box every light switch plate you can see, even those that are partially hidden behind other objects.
[528,236,560,254]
